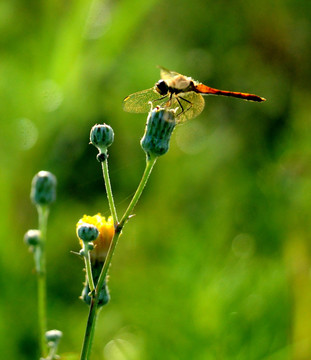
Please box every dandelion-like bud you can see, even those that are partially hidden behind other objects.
[77,223,99,243]
[141,107,176,159]
[30,171,57,206]
[45,329,62,358]
[90,123,114,162]
[76,214,114,306]
[45,329,63,343]
[24,229,41,247]
[76,214,115,262]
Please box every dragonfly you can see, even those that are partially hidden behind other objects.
[123,67,266,123]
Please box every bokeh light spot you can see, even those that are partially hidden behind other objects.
[104,338,138,360]
[175,120,209,154]
[39,79,63,112]
[16,118,38,150]
[84,0,111,39]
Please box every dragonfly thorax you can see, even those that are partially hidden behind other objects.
[168,75,193,91]
[155,77,196,97]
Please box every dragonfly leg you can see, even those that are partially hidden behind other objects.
[165,92,173,107]
[152,94,170,108]
[176,96,192,116]
[176,97,184,115]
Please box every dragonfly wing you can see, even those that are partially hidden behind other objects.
[169,92,205,123]
[123,88,162,113]
[123,86,205,122]
[158,66,181,80]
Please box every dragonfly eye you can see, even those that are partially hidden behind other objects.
[155,80,169,95]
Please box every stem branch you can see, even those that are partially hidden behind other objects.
[101,158,118,225]
[119,155,157,228]
[83,244,95,293]
[80,156,157,360]
[97,155,157,298]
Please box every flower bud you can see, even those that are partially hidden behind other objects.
[141,107,176,159]
[76,214,114,262]
[30,171,57,206]
[90,124,114,161]
[24,229,41,247]
[81,280,110,307]
[45,329,63,343]
[77,223,99,243]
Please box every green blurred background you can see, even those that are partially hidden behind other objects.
[1,0,311,359]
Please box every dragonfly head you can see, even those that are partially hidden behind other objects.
[155,80,169,96]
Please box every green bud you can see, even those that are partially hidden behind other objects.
[45,329,63,343]
[97,282,110,306]
[81,281,110,307]
[141,107,176,159]
[90,124,114,161]
[30,171,57,206]
[81,260,110,307]
[24,229,41,246]
[77,224,99,243]
[81,284,92,305]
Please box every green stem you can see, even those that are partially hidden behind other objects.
[101,158,118,225]
[97,155,157,299]
[83,244,95,293]
[80,298,98,360]
[119,155,157,228]
[37,205,49,358]
[37,275,47,357]
[80,155,157,360]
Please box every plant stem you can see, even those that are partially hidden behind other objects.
[80,298,98,360]
[80,155,157,360]
[37,205,49,358]
[83,244,95,293]
[119,155,157,228]
[97,155,157,292]
[101,158,118,225]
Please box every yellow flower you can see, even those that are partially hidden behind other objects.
[76,214,115,262]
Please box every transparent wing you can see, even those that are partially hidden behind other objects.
[123,87,162,113]
[158,66,181,80]
[170,92,205,123]
[123,87,205,122]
